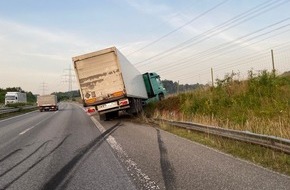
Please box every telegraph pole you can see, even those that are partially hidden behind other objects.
[177,80,180,94]
[68,64,72,96]
[211,68,214,87]
[271,49,276,76]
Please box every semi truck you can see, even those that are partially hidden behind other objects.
[5,92,27,105]
[73,46,166,120]
[37,95,58,112]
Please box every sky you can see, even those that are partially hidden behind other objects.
[0,0,290,94]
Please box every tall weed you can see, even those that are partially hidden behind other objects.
[149,70,290,139]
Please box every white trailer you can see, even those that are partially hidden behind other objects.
[73,47,148,119]
[5,92,27,105]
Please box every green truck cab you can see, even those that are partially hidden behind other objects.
[143,72,166,103]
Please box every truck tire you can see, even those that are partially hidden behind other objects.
[137,99,143,113]
[158,94,165,101]
[129,98,143,115]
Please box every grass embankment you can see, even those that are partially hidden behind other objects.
[144,71,290,175]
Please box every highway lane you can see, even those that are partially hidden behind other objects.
[0,103,135,190]
[96,115,290,190]
[1,102,290,190]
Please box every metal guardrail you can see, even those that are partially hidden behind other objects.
[22,105,38,110]
[0,106,38,114]
[155,119,290,155]
[0,107,19,114]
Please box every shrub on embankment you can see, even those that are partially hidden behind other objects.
[145,70,290,139]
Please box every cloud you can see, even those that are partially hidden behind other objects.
[20,52,68,61]
[0,19,90,58]
[124,0,198,36]
[0,19,90,93]
[125,0,171,15]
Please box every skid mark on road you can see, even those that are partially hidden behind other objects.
[0,149,22,163]
[0,135,70,190]
[41,122,121,190]
[91,117,160,190]
[156,129,176,190]
[0,141,51,178]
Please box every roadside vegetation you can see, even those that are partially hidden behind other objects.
[143,70,290,175]
[0,106,38,120]
[0,87,36,104]
[146,70,290,139]
[52,90,81,102]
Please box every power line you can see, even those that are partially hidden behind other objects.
[172,43,290,82]
[134,0,288,67]
[118,12,183,50]
[126,0,229,56]
[154,18,290,74]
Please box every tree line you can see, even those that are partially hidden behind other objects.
[0,87,81,104]
[0,87,36,103]
[161,80,204,94]
[52,90,80,101]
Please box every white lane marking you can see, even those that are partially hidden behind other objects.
[90,117,160,190]
[18,110,59,136]
[19,127,34,135]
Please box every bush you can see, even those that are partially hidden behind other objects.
[145,70,290,137]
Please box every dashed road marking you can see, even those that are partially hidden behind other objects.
[19,126,34,135]
[18,111,59,136]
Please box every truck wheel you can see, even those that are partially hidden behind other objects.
[137,99,143,113]
[158,94,165,101]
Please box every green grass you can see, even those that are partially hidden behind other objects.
[146,70,290,139]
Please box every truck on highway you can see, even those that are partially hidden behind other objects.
[5,92,27,105]
[37,95,58,112]
[73,46,166,120]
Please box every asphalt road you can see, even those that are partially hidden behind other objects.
[1,102,290,190]
[95,114,290,190]
[0,103,135,190]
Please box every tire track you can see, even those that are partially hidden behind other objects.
[0,141,50,178]
[0,135,70,190]
[41,123,121,190]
